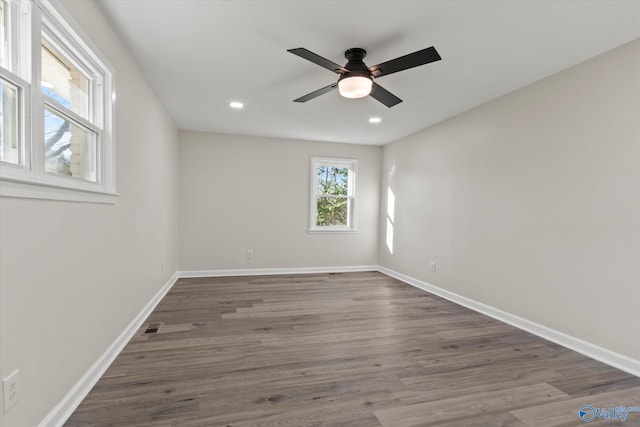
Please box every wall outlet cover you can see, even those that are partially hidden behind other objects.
[2,369,20,413]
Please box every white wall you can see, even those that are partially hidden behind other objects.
[0,1,179,426]
[178,131,381,271]
[379,39,640,361]
[1,4,636,425]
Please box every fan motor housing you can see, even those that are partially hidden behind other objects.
[342,48,371,81]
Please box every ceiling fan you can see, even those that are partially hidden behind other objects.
[287,46,441,108]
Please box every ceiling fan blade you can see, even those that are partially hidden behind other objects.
[368,46,441,78]
[293,82,338,103]
[288,48,348,74]
[370,82,402,108]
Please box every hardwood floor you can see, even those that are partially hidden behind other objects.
[65,272,640,426]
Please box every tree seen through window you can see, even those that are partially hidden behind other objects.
[316,165,349,227]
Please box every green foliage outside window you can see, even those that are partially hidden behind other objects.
[316,166,349,226]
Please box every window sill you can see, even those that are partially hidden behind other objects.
[0,177,119,204]
[308,228,359,234]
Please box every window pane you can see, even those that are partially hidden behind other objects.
[0,1,6,68]
[0,77,20,164]
[316,196,349,227]
[316,166,349,196]
[44,105,97,182]
[41,40,89,119]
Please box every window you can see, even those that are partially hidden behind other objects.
[310,157,357,232]
[0,0,28,170]
[0,0,115,203]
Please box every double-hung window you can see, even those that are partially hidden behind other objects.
[0,0,29,172]
[310,157,357,232]
[0,0,115,203]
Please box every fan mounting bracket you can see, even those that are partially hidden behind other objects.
[344,48,367,62]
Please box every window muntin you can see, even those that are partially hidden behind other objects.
[310,157,357,231]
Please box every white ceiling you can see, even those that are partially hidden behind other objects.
[97,0,640,145]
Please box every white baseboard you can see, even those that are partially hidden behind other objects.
[177,265,378,278]
[38,272,180,427]
[378,266,640,378]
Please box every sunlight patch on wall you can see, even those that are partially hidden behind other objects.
[386,186,395,254]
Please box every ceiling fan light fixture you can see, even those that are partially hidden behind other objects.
[288,45,440,107]
[338,76,372,99]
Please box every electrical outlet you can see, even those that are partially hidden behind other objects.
[3,369,20,413]
[246,250,254,260]
[430,261,437,273]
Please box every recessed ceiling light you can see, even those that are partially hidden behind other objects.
[229,101,244,109]
[369,117,381,124]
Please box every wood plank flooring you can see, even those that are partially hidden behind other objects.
[64,272,640,426]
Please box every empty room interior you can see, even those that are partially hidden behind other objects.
[1,1,639,426]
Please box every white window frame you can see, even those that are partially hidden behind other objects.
[0,67,30,176]
[0,0,31,178]
[309,156,357,232]
[0,0,116,204]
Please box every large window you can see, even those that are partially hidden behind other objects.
[310,157,357,232]
[0,0,115,203]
